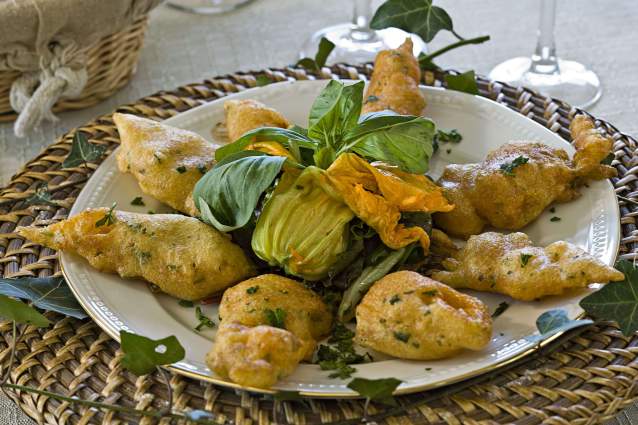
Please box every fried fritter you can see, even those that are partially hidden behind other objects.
[206,323,306,389]
[218,274,332,358]
[18,208,256,300]
[114,113,216,216]
[434,116,617,238]
[362,38,426,116]
[355,271,492,360]
[224,99,290,141]
[432,232,624,301]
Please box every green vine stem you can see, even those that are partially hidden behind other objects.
[1,383,224,425]
[419,35,491,67]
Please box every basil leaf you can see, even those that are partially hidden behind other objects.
[526,309,592,343]
[347,377,402,406]
[194,153,287,232]
[62,131,107,168]
[445,70,479,95]
[370,0,453,43]
[308,80,364,149]
[0,276,87,319]
[120,331,185,376]
[0,294,50,327]
[580,260,638,336]
[214,127,315,162]
[342,113,436,174]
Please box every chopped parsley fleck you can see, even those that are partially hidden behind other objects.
[95,202,117,227]
[393,331,410,343]
[264,308,286,329]
[197,164,208,174]
[446,148,452,154]
[317,323,366,379]
[246,286,259,294]
[550,216,561,222]
[178,300,194,308]
[492,302,510,318]
[389,294,401,305]
[549,207,556,213]
[520,253,533,267]
[366,95,379,103]
[422,290,437,297]
[425,367,432,371]
[499,156,529,176]
[194,307,216,331]
[130,196,145,206]
[435,129,463,144]
[176,166,187,174]
[147,210,155,214]
[153,153,162,163]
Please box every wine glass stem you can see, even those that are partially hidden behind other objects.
[351,0,376,41]
[530,0,559,75]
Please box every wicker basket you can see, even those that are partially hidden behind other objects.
[0,17,148,123]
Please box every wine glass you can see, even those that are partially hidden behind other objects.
[489,0,601,108]
[166,0,255,15]
[299,0,426,64]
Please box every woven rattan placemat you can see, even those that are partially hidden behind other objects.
[1,64,637,425]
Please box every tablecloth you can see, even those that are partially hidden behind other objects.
[0,0,636,423]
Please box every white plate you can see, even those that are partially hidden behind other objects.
[61,80,619,397]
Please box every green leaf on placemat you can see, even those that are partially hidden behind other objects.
[120,331,186,375]
[23,185,57,207]
[0,294,50,327]
[0,276,87,319]
[580,260,638,336]
[347,377,402,406]
[256,75,274,87]
[445,70,479,95]
[526,309,593,343]
[370,0,453,43]
[62,131,107,168]
[297,37,336,71]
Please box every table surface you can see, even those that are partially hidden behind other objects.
[1,0,637,423]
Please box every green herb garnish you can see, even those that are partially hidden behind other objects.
[178,300,194,308]
[264,308,286,329]
[95,202,117,227]
[389,294,401,305]
[422,290,437,297]
[550,216,561,222]
[246,286,259,294]
[176,166,187,174]
[317,322,366,379]
[492,301,509,318]
[500,156,529,176]
[194,307,216,331]
[520,253,533,267]
[393,331,410,343]
[131,196,145,206]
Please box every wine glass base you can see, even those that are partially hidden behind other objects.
[299,23,426,65]
[166,0,255,15]
[489,57,602,108]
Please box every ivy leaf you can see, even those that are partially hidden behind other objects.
[24,185,57,207]
[580,260,638,336]
[370,0,453,43]
[0,294,50,327]
[62,132,107,168]
[297,37,336,71]
[347,377,402,406]
[444,70,479,95]
[120,331,186,375]
[255,75,274,87]
[0,276,87,319]
[527,309,593,343]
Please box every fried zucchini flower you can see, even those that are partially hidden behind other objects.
[355,271,492,360]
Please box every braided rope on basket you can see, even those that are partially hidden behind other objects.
[0,64,637,425]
